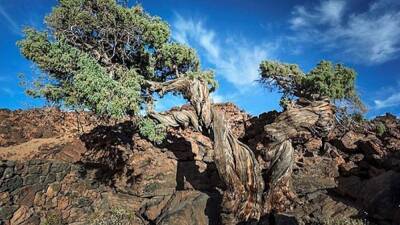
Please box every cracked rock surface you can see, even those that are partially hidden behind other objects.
[0,106,399,225]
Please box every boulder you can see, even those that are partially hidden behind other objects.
[359,170,400,222]
[155,191,220,225]
[10,206,32,225]
[337,131,364,151]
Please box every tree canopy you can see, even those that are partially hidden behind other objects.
[259,60,366,112]
[18,0,212,118]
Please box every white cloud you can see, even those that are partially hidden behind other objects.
[0,5,20,34]
[211,93,225,103]
[289,0,400,64]
[318,0,346,24]
[290,0,345,29]
[173,17,220,59]
[342,13,400,63]
[173,15,277,88]
[373,81,400,109]
[370,0,400,11]
[374,93,400,109]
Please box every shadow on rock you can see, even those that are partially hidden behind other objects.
[159,133,222,225]
[240,111,279,150]
[78,121,136,186]
[161,134,220,190]
[329,118,400,225]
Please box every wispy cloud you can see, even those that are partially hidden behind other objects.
[173,14,278,88]
[289,0,400,64]
[374,93,400,109]
[211,93,225,103]
[290,0,346,29]
[373,81,400,109]
[0,5,20,34]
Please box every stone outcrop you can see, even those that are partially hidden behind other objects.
[0,106,399,225]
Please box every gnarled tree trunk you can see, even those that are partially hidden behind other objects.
[146,78,336,224]
[147,78,264,223]
[212,108,264,224]
[262,98,335,212]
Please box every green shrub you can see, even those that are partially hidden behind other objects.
[41,213,64,225]
[144,182,161,193]
[351,112,365,123]
[138,118,166,144]
[376,122,386,136]
[91,208,134,225]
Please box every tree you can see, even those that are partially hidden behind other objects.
[18,0,202,119]
[259,60,366,112]
[17,1,345,224]
[256,60,361,214]
[18,1,260,224]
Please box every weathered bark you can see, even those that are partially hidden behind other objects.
[262,140,294,213]
[264,98,335,142]
[146,77,212,129]
[150,110,201,132]
[261,98,335,212]
[146,77,336,224]
[212,108,264,224]
[146,77,264,223]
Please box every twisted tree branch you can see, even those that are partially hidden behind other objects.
[145,77,336,223]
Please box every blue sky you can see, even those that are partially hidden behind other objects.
[0,0,399,117]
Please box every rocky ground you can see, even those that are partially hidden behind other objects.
[0,104,399,225]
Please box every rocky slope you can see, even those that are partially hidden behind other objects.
[0,104,399,225]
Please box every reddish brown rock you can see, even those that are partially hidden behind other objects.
[57,196,69,210]
[305,138,323,151]
[339,131,365,150]
[10,205,31,225]
[0,106,399,225]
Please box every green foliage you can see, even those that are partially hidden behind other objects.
[279,97,291,110]
[90,208,134,225]
[376,122,386,136]
[258,61,304,98]
[18,30,141,117]
[303,61,362,110]
[138,118,166,144]
[155,43,200,79]
[351,112,365,123]
[259,60,365,112]
[41,213,65,225]
[18,0,213,118]
[45,1,169,56]
[73,57,142,117]
[186,70,218,92]
[144,182,162,193]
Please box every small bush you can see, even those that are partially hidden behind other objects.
[376,122,386,136]
[41,213,64,225]
[144,182,161,193]
[351,112,365,123]
[138,118,166,144]
[91,208,134,225]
